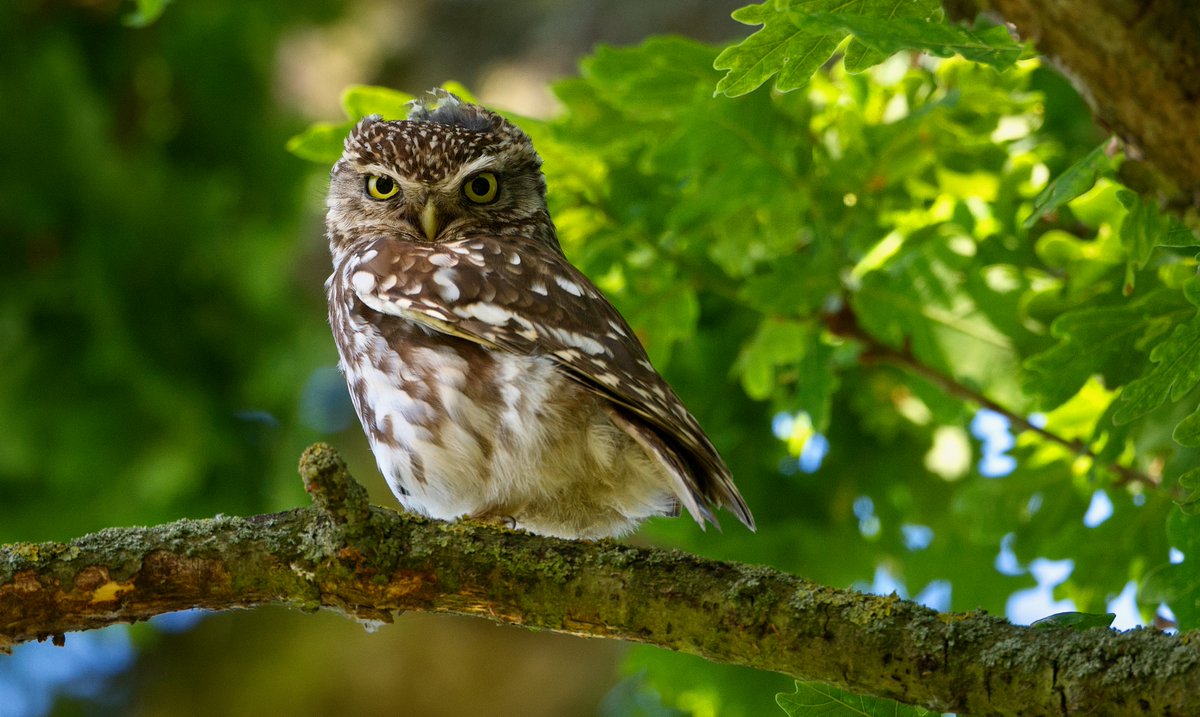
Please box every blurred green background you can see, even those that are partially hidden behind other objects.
[3,0,1193,715]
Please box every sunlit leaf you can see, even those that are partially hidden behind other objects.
[1023,143,1111,228]
[439,80,478,103]
[715,0,943,97]
[1024,291,1191,408]
[341,85,415,121]
[1112,313,1200,424]
[123,0,172,27]
[795,13,1021,71]
[286,120,355,164]
[714,2,841,97]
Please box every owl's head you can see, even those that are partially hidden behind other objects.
[326,90,551,254]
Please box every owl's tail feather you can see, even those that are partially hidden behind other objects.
[608,407,750,531]
[712,475,756,532]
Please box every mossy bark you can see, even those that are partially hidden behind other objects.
[2,444,1198,716]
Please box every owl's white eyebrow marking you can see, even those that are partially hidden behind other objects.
[444,155,498,187]
[354,163,400,180]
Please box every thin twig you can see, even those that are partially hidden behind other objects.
[824,304,1158,488]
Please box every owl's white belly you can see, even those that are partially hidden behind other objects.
[337,313,677,538]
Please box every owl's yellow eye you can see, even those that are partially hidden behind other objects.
[366,175,399,200]
[463,172,499,204]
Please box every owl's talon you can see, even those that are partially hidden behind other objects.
[465,514,519,531]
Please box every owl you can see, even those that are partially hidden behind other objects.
[325,89,754,539]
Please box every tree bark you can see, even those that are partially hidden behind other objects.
[1,443,1197,716]
[966,0,1200,205]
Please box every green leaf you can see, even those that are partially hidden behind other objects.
[1140,510,1200,629]
[715,0,954,96]
[1023,291,1189,408]
[714,0,1020,96]
[285,120,355,165]
[581,39,719,114]
[835,0,944,73]
[739,254,841,317]
[1173,406,1200,447]
[438,80,478,103]
[1023,144,1111,228]
[1113,313,1200,424]
[714,2,843,97]
[776,681,934,716]
[624,282,699,368]
[123,0,173,27]
[340,85,415,121]
[1117,189,1172,273]
[736,319,813,401]
[1158,219,1200,248]
[1030,611,1116,630]
[1176,467,1200,515]
[795,13,1022,72]
[287,85,423,165]
[852,238,1014,388]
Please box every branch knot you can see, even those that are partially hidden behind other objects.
[298,443,371,527]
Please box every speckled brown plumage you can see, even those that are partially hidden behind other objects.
[325,89,753,538]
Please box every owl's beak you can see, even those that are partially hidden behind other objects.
[419,199,440,242]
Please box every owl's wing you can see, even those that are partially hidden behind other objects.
[346,234,754,531]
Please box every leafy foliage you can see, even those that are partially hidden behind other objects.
[9,1,1200,714]
[714,0,1021,96]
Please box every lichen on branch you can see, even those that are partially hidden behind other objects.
[1,444,1197,715]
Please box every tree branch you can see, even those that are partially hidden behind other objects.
[2,444,1197,715]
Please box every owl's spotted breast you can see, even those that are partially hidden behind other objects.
[324,89,753,538]
[329,257,681,538]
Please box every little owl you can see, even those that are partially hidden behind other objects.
[325,89,753,539]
